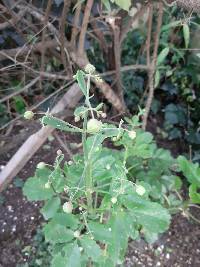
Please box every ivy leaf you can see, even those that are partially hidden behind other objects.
[177,156,200,185]
[44,221,74,244]
[51,243,81,267]
[52,212,79,230]
[189,184,200,204]
[121,194,171,234]
[41,197,61,220]
[107,210,137,264]
[114,0,131,11]
[80,236,101,262]
[87,221,113,244]
[23,175,54,201]
[67,244,82,267]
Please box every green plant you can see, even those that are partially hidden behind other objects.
[23,66,195,266]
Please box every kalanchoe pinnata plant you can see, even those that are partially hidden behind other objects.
[23,65,196,267]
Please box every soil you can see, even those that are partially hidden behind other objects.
[0,124,200,267]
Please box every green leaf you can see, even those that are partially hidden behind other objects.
[67,244,82,267]
[135,131,153,145]
[42,115,82,133]
[102,0,111,10]
[52,212,79,230]
[142,228,158,244]
[80,236,101,262]
[76,70,87,96]
[41,197,61,220]
[107,210,133,264]
[87,221,113,244]
[114,0,131,11]
[177,156,200,185]
[23,176,54,201]
[161,20,181,32]
[189,184,200,204]
[51,244,81,267]
[74,106,88,117]
[154,70,161,88]
[51,254,66,267]
[44,221,74,244]
[121,194,171,234]
[157,47,169,66]
[183,24,190,48]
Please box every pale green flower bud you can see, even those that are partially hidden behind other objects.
[136,185,146,196]
[44,181,51,189]
[128,130,136,140]
[84,64,96,74]
[74,230,80,238]
[111,197,117,204]
[75,116,80,122]
[24,111,34,120]
[37,162,46,169]
[63,201,73,214]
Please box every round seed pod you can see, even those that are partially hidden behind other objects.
[136,185,146,196]
[37,162,46,169]
[111,197,117,204]
[87,119,102,134]
[73,230,80,238]
[128,130,137,140]
[44,182,51,189]
[63,201,73,214]
[24,111,34,120]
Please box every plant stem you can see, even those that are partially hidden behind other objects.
[82,74,94,213]
[86,74,94,118]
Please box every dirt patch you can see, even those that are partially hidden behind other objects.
[126,210,200,267]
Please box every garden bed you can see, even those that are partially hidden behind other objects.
[0,130,200,267]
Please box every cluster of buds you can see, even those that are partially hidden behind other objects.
[84,63,96,74]
[84,64,103,83]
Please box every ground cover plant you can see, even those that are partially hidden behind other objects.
[23,66,200,267]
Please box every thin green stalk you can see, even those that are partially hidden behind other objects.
[82,74,94,213]
[85,74,94,118]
